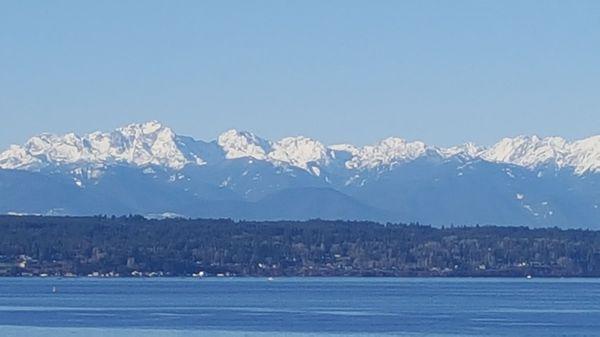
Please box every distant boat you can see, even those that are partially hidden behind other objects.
[526,275,532,279]
[267,277,274,282]
[52,286,57,293]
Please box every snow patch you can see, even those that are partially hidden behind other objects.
[220,177,231,187]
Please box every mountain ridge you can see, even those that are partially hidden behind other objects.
[1,121,599,227]
[2,121,599,175]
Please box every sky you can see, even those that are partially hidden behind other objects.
[1,1,599,148]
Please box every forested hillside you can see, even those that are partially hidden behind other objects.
[1,215,599,277]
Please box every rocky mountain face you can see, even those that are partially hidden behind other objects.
[1,121,599,228]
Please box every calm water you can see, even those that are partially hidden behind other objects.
[0,278,599,337]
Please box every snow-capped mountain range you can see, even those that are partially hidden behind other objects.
[2,120,599,175]
[1,121,599,228]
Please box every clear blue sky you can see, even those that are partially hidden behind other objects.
[1,1,599,148]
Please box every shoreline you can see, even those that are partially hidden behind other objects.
[2,275,600,279]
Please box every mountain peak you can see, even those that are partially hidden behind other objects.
[0,121,188,170]
[444,142,483,157]
[269,136,329,171]
[483,135,571,169]
[117,120,171,137]
[346,137,429,169]
[217,129,271,160]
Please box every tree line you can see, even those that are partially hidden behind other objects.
[0,215,599,277]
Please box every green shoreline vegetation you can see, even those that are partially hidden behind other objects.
[1,215,599,277]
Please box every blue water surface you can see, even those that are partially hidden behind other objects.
[0,278,599,336]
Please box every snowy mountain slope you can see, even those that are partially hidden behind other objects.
[2,121,599,175]
[217,129,272,161]
[481,135,600,174]
[0,121,198,170]
[1,121,599,227]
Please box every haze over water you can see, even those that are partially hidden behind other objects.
[1,278,599,337]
